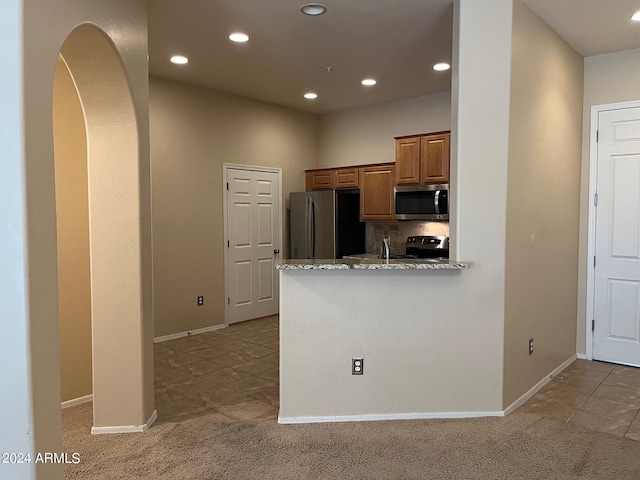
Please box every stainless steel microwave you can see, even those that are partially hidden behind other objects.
[394,184,449,221]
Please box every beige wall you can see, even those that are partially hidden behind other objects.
[60,25,154,432]
[503,0,583,407]
[53,60,92,403]
[577,48,640,355]
[317,92,451,168]
[0,1,151,476]
[279,269,505,420]
[150,77,318,337]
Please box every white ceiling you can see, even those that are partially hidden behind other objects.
[148,0,640,115]
[523,0,640,57]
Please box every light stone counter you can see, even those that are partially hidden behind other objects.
[275,258,470,270]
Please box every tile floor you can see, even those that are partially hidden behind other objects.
[154,315,280,423]
[155,317,640,442]
[519,358,640,441]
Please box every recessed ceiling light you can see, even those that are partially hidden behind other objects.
[632,11,640,21]
[300,3,327,16]
[170,55,189,65]
[361,79,377,86]
[433,63,451,71]
[304,92,318,100]
[229,33,249,43]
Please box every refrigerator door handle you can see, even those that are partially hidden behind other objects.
[311,198,316,258]
[305,196,311,258]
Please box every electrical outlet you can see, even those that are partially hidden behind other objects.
[529,338,534,355]
[352,357,364,375]
[197,296,204,306]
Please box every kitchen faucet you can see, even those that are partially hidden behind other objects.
[379,235,390,261]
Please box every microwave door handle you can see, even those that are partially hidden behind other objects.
[434,190,441,214]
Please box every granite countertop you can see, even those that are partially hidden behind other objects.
[275,258,470,270]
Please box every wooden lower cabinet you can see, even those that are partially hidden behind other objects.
[359,164,396,221]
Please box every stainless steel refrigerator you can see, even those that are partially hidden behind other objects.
[289,189,365,259]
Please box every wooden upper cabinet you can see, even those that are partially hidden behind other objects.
[306,170,333,191]
[359,164,396,221]
[333,167,359,189]
[420,133,450,184]
[395,137,421,185]
[394,131,450,185]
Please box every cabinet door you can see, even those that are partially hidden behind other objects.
[395,137,421,185]
[420,133,450,184]
[305,170,333,191]
[333,167,359,189]
[359,164,396,221]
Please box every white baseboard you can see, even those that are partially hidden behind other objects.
[154,323,226,343]
[91,409,158,435]
[502,354,577,416]
[61,394,93,409]
[278,410,504,424]
[577,353,587,360]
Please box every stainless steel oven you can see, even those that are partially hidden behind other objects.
[394,184,449,221]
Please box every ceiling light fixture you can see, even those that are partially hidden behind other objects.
[433,63,451,71]
[170,55,189,65]
[229,33,249,43]
[304,92,318,100]
[300,3,327,16]
[632,11,640,21]
[361,79,377,86]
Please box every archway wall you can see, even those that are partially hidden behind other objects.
[53,58,92,404]
[2,0,150,477]
[60,24,154,430]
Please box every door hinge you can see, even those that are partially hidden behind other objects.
[594,256,596,267]
[227,297,230,305]
[594,193,598,206]
[226,182,229,191]
[227,240,230,248]
[596,130,599,143]
[592,319,595,332]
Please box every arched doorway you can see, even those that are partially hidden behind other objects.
[56,25,155,433]
[54,55,92,410]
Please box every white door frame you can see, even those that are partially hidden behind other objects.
[586,100,640,360]
[222,163,283,326]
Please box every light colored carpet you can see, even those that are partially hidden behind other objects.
[63,404,640,479]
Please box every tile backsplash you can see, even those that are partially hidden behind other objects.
[366,222,450,254]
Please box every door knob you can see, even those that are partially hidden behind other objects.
[274,248,280,255]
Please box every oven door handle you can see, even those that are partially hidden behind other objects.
[434,190,441,214]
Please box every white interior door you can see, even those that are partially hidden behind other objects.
[593,107,640,366]
[226,167,281,324]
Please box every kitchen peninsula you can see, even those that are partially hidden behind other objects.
[276,257,483,424]
[276,258,469,270]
